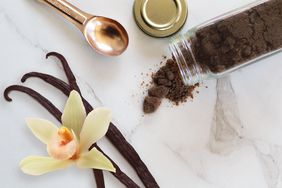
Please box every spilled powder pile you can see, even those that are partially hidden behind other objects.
[143,59,198,113]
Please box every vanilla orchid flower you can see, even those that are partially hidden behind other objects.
[20,90,115,175]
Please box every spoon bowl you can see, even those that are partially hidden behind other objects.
[39,0,129,56]
[84,17,129,56]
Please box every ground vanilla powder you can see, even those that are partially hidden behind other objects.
[143,59,198,114]
[194,0,282,73]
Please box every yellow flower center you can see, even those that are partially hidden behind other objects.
[58,126,73,145]
[47,126,79,160]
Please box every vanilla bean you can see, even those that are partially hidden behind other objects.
[22,72,70,94]
[21,72,159,188]
[22,72,88,108]
[46,52,80,92]
[92,144,140,188]
[4,85,61,120]
[4,85,139,188]
[46,53,104,188]
[106,125,158,188]
[93,170,105,188]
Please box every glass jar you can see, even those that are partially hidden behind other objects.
[169,0,282,86]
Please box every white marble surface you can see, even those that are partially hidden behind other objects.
[1,0,282,187]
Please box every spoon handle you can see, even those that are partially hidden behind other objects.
[39,0,92,30]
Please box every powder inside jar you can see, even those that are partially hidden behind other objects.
[193,0,282,73]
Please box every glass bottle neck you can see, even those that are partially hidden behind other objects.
[169,34,214,86]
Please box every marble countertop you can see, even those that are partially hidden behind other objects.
[1,0,282,187]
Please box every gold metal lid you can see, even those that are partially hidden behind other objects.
[134,0,188,38]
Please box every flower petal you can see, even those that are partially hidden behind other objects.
[79,108,112,152]
[20,156,72,176]
[26,118,58,144]
[76,148,115,172]
[62,90,86,136]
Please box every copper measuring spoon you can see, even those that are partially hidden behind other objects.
[38,0,129,56]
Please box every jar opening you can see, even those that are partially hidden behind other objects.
[169,34,206,86]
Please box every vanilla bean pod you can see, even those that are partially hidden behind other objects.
[46,53,105,188]
[46,52,80,92]
[22,72,70,95]
[22,72,159,188]
[4,85,61,119]
[4,85,140,188]
[22,72,91,112]
[89,144,140,188]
